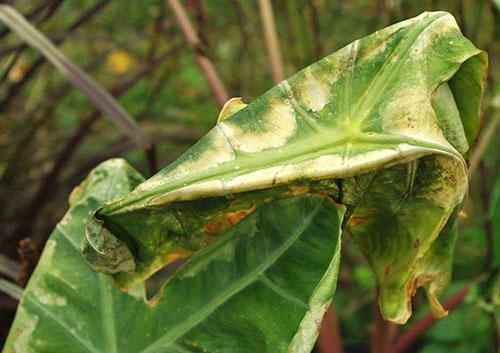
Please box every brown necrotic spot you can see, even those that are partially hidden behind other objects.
[347,215,367,227]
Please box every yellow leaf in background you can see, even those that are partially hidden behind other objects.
[8,58,29,82]
[106,50,133,73]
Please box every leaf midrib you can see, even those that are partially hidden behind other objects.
[57,172,121,353]
[105,132,459,214]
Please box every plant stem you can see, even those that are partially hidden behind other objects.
[258,0,285,83]
[468,111,499,180]
[388,286,470,353]
[371,290,398,353]
[167,0,229,108]
[17,238,38,287]
[308,0,322,59]
[317,305,344,353]
[0,278,23,301]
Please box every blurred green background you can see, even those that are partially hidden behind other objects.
[0,0,498,352]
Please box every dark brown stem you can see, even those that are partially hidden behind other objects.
[36,0,64,24]
[167,0,229,107]
[145,144,158,176]
[308,0,322,59]
[193,0,209,47]
[479,163,494,268]
[388,287,470,353]
[16,238,38,287]
[318,305,344,353]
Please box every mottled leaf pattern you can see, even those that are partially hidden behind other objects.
[84,12,485,322]
[4,160,345,353]
[4,10,488,353]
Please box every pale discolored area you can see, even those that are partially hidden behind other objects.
[137,128,236,191]
[218,98,298,153]
[80,12,487,324]
[99,12,482,212]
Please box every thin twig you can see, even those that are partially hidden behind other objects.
[308,0,322,59]
[167,0,229,107]
[388,286,470,353]
[193,0,209,47]
[258,0,285,83]
[468,111,499,180]
[479,164,495,268]
[317,305,344,353]
[35,0,64,24]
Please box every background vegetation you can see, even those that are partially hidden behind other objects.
[0,0,498,352]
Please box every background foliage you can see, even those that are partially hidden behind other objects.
[0,0,498,352]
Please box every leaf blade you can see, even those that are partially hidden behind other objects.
[4,162,345,353]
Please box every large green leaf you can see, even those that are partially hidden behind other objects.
[4,160,345,353]
[84,12,486,323]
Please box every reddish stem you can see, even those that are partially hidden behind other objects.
[388,287,470,353]
[318,305,344,353]
[371,302,398,353]
[167,0,229,107]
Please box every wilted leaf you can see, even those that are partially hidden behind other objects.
[85,12,486,323]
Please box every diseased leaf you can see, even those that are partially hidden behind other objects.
[4,160,345,353]
[84,12,486,323]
